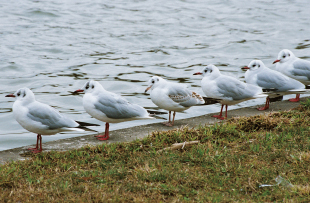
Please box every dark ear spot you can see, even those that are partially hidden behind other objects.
[157,78,159,81]
[210,69,212,73]
[92,85,94,89]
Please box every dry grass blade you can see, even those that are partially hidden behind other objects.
[157,141,200,152]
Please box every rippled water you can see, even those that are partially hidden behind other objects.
[1,0,309,151]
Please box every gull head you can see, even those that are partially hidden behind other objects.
[6,88,35,103]
[244,60,266,71]
[145,76,164,93]
[76,80,104,94]
[194,64,220,77]
[274,49,295,64]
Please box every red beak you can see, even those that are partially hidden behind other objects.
[5,94,15,97]
[273,59,281,64]
[74,89,84,93]
[193,72,203,75]
[241,66,250,70]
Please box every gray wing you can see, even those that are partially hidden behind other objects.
[167,83,193,105]
[256,69,305,91]
[27,102,78,130]
[94,92,147,119]
[217,76,260,100]
[291,60,310,79]
[256,70,287,89]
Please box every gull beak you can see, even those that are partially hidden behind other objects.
[5,94,15,97]
[193,72,202,75]
[241,66,250,70]
[74,89,84,93]
[273,59,281,64]
[145,86,151,93]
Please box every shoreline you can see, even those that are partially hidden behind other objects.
[0,97,306,165]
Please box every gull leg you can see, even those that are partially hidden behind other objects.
[27,134,39,151]
[31,135,43,153]
[289,94,300,102]
[212,104,224,118]
[163,111,171,125]
[165,111,176,127]
[218,105,228,120]
[95,122,109,138]
[97,123,110,141]
[257,97,270,111]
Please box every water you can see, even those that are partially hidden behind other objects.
[0,0,309,151]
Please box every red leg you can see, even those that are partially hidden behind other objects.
[95,122,109,138]
[97,123,110,141]
[27,134,39,151]
[216,105,228,120]
[212,104,224,118]
[163,111,171,126]
[289,94,300,102]
[218,105,228,120]
[31,135,42,153]
[165,111,176,127]
[258,97,270,111]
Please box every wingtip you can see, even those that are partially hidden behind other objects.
[147,110,168,115]
[76,121,100,127]
[201,97,222,105]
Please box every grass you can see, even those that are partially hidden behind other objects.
[1,102,310,202]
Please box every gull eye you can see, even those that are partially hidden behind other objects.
[253,65,256,67]
[85,85,89,89]
[204,69,207,73]
[17,93,20,96]
[151,80,154,84]
[283,55,286,58]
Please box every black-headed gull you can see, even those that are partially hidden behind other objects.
[194,64,266,120]
[144,76,205,126]
[273,49,310,102]
[5,88,90,153]
[243,60,305,110]
[75,80,154,140]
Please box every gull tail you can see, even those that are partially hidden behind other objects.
[147,110,168,115]
[200,97,222,105]
[76,121,100,132]
[253,93,268,98]
[288,89,308,93]
[262,88,278,93]
[60,127,85,132]
[76,121,100,127]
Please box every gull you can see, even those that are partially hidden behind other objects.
[273,49,310,102]
[5,88,93,153]
[194,64,266,120]
[75,80,154,140]
[243,60,305,110]
[144,76,208,126]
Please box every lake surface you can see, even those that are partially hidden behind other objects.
[1,0,309,151]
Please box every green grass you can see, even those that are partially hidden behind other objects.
[1,102,310,202]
